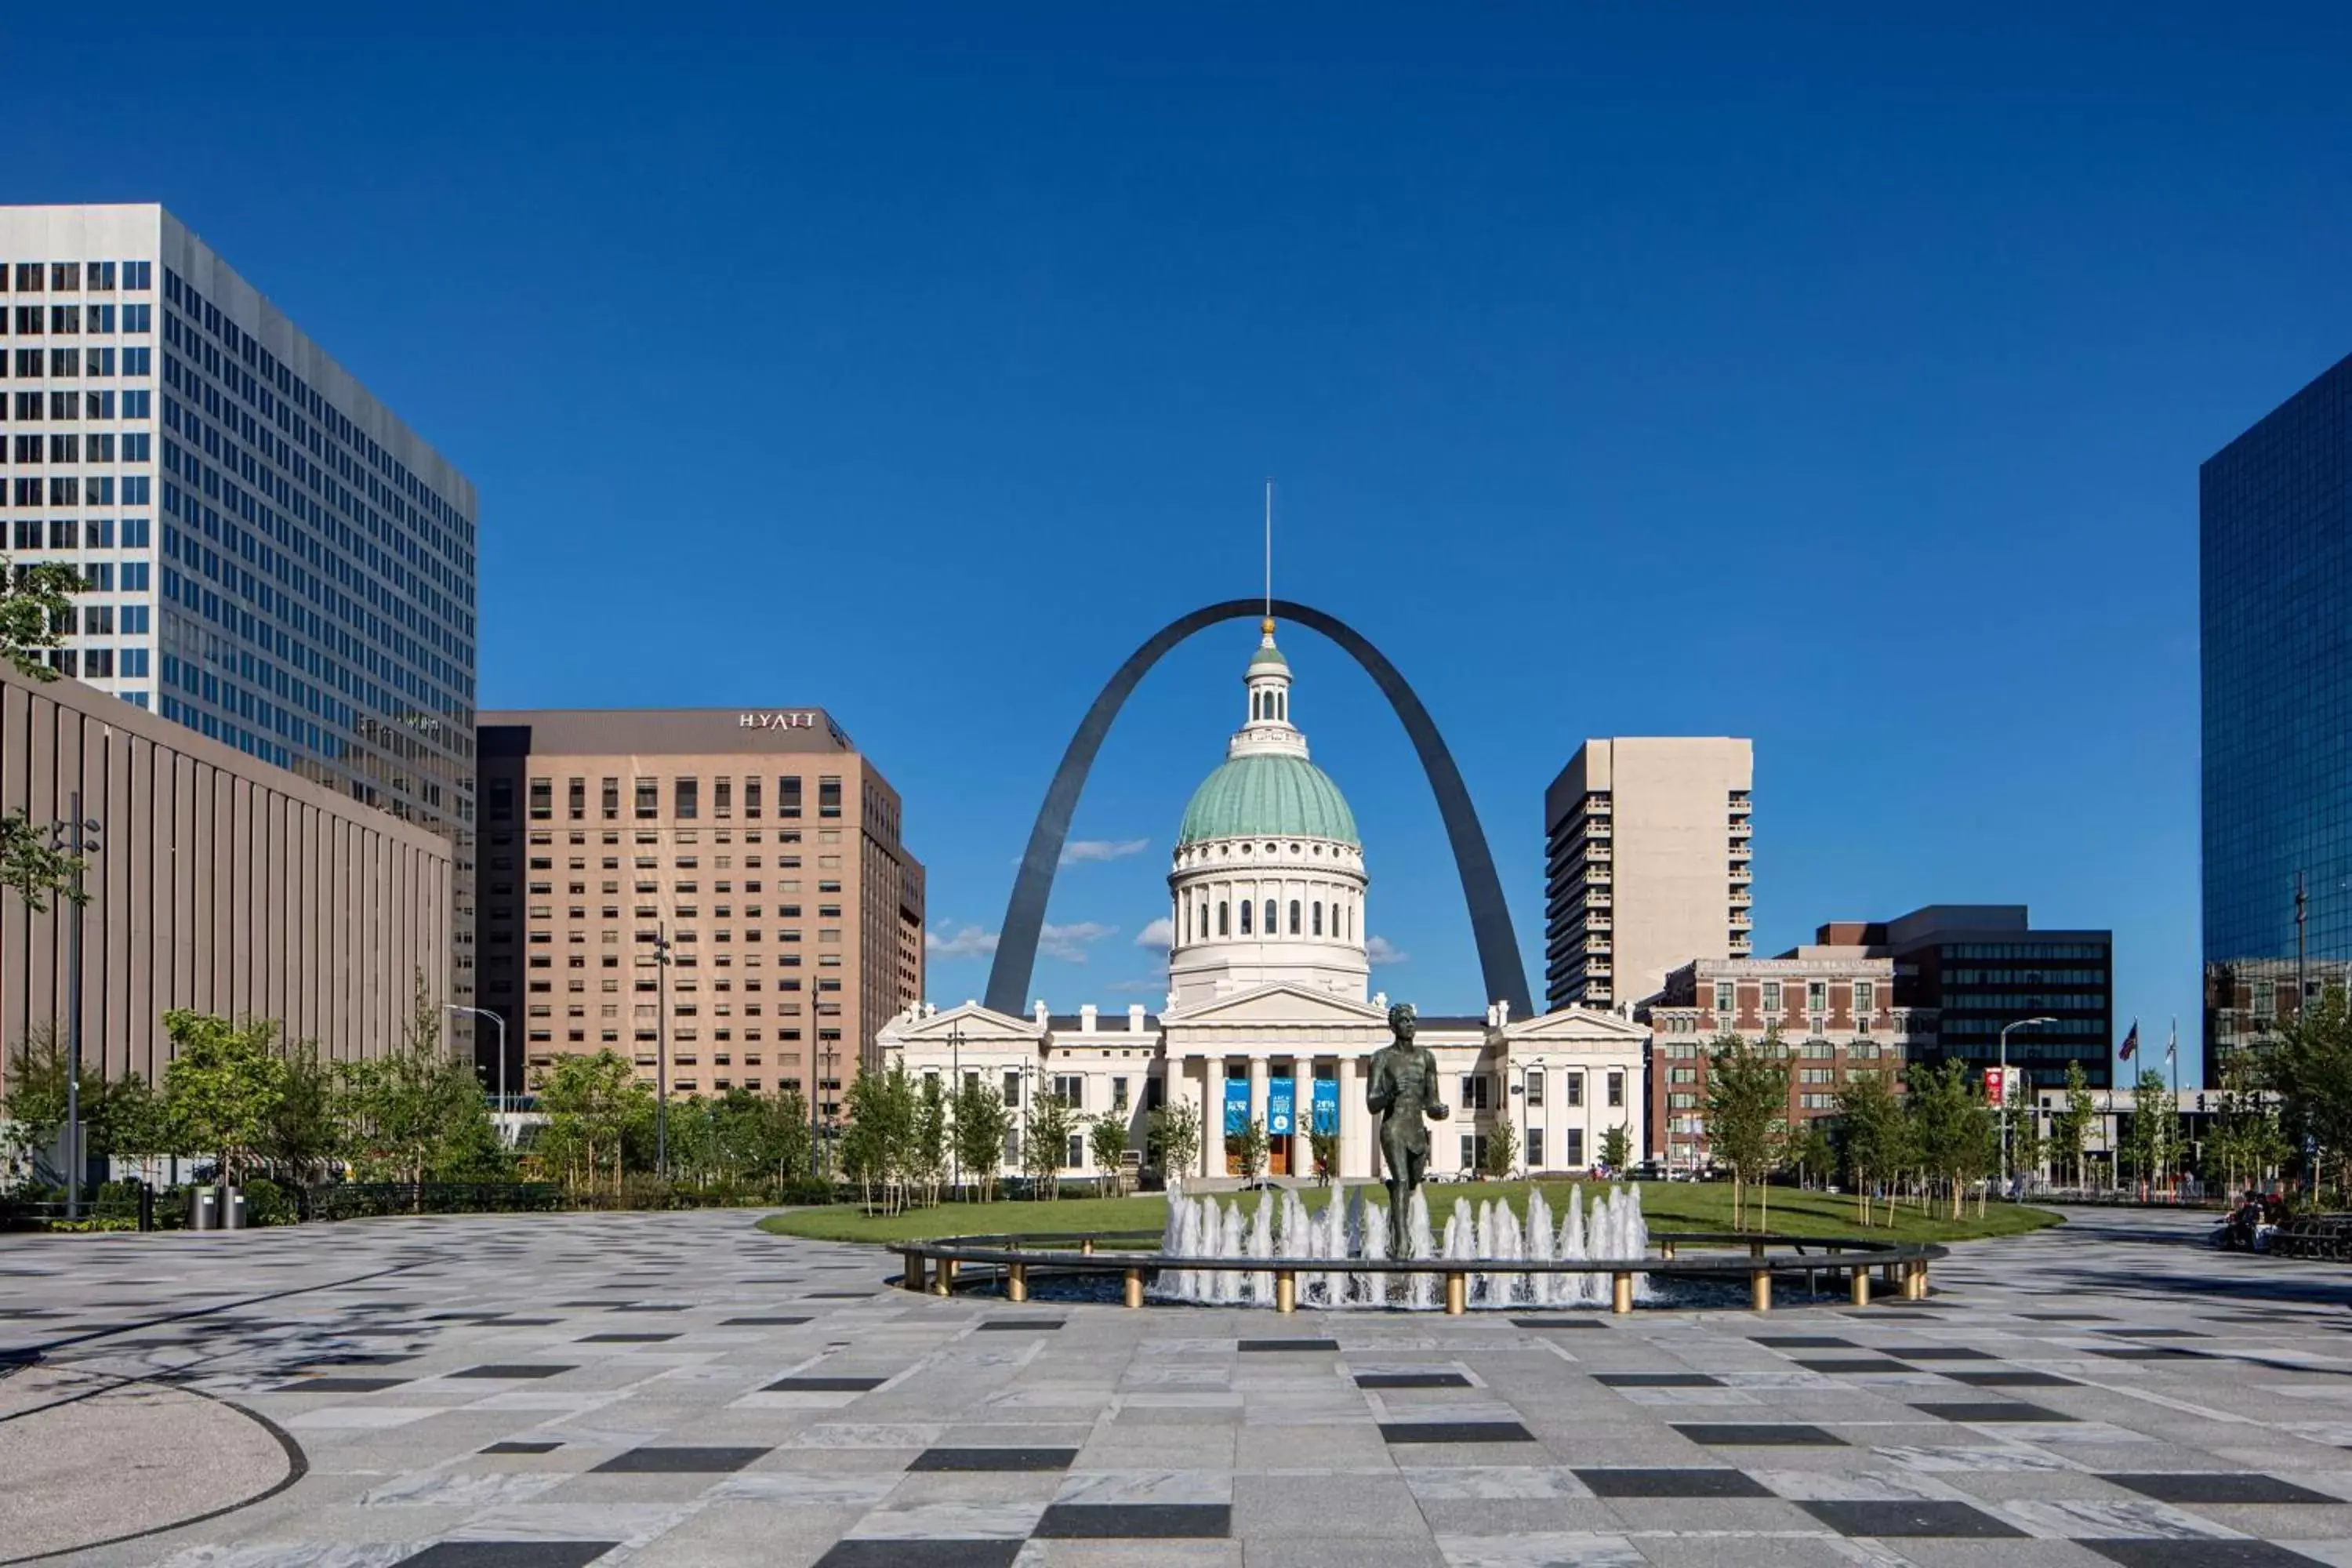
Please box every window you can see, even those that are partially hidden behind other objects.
[1288,899,1301,935]
[634,779,658,818]
[780,775,802,816]
[1458,1074,1491,1110]
[1218,902,1229,936]
[1239,899,1252,935]
[1606,1070,1624,1109]
[1003,1070,1022,1106]
[1565,1127,1585,1167]
[1714,982,1734,1013]
[528,779,551,819]
[1053,1074,1083,1108]
[1065,1133,1083,1168]
[1855,980,1875,1014]
[1807,981,1827,1012]
[1762,981,1781,1011]
[1312,902,1323,936]
[818,775,842,817]
[675,778,699,819]
[1564,1071,1583,1107]
[1525,1126,1543,1167]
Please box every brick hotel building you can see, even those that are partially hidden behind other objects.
[474,710,924,1120]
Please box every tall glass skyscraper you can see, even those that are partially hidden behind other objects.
[2,204,480,1016]
[2201,349,2352,1086]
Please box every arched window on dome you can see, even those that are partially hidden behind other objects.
[1182,901,1191,945]
[1277,691,1287,721]
[1218,902,1230,937]
[1264,898,1277,935]
[1312,902,1323,937]
[1289,899,1301,935]
[1239,900,1252,935]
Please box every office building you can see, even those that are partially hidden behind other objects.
[473,709,925,1118]
[1819,907,2113,1091]
[2201,350,2352,1085]
[1,203,481,1034]
[1643,949,1936,1170]
[1544,738,1753,1011]
[2,659,454,1090]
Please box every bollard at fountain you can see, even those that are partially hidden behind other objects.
[1276,1271,1297,1314]
[1007,1262,1028,1303]
[1611,1272,1633,1314]
[1750,1269,1772,1313]
[902,1250,927,1293]
[1443,1271,1467,1316]
[1123,1267,1145,1308]
[1849,1267,1870,1307]
[934,1258,957,1297]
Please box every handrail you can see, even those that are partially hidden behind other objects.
[880,1232,1947,1316]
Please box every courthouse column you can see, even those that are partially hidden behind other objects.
[1203,1055,1226,1179]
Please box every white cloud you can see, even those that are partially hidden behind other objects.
[1061,837,1151,866]
[1366,935,1408,967]
[1040,921,1117,962]
[1135,916,1174,949]
[926,924,1000,960]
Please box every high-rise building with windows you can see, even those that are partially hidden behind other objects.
[2201,349,2352,1086]
[1,203,481,1021]
[1544,738,1754,1011]
[472,709,926,1116]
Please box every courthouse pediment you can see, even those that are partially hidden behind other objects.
[1160,982,1388,1029]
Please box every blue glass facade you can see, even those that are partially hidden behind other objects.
[2201,349,2352,1083]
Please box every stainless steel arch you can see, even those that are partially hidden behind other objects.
[984,598,1533,1018]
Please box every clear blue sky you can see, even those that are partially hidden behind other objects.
[20,4,2352,1079]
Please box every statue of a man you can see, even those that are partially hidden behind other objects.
[1367,1001,1448,1253]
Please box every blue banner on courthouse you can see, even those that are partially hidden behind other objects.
[1225,1076,1250,1135]
[1311,1076,1338,1134]
[1268,1076,1295,1137]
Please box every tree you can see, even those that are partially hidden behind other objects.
[2259,988,2352,1202]
[1835,1072,1910,1226]
[1229,1116,1270,1185]
[1482,1113,1516,1179]
[1705,1033,1788,1229]
[709,1086,814,1191]
[2006,1095,2046,1192]
[2209,1047,2285,1199]
[840,1064,923,1213]
[1599,1121,1632,1175]
[1146,1098,1201,1184]
[335,988,499,1188]
[2,1023,108,1172]
[1905,1062,1993,1219]
[259,1036,342,1185]
[1,558,94,913]
[2049,1060,2095,1189]
[1789,1121,1836,1189]
[533,1050,649,1196]
[2125,1067,2176,1193]
[162,1012,288,1185]
[1089,1109,1133,1195]
[1023,1091,1079,1199]
[952,1080,1013,1201]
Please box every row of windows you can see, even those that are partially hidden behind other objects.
[496,775,843,822]
[1936,943,2107,960]
[5,303,153,336]
[41,647,148,678]
[6,432,153,463]
[2,261,152,292]
[4,354,158,390]
[1189,896,1355,942]
[8,518,151,552]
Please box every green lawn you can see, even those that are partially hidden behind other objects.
[755,1180,2061,1247]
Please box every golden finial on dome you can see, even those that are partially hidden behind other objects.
[1261,616,1276,635]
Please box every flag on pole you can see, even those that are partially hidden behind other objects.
[2119,1021,2139,1061]
[2165,1021,2177,1062]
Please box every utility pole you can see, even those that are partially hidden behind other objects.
[60,794,98,1222]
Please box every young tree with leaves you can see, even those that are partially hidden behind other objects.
[2049,1060,2095,1189]
[1705,1033,1788,1229]
[1228,1115,1270,1185]
[952,1080,1014,1201]
[1835,1071,1909,1226]
[0,558,93,914]
[1147,1098,1201,1185]
[1904,1062,1994,1219]
[1483,1112,1516,1179]
[336,988,499,1189]
[533,1050,650,1196]
[2259,987,2352,1202]
[1023,1091,1079,1199]
[162,1012,288,1186]
[1088,1108,1133,1195]
[1599,1121,1632,1176]
[1789,1121,1836,1190]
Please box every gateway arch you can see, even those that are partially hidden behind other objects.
[983,597,1534,1019]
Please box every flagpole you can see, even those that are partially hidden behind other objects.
[2167,1018,2180,1198]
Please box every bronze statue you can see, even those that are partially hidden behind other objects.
[1366,1001,1449,1253]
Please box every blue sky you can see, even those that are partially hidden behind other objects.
[19,4,2352,1078]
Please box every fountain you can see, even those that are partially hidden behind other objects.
[1147,1177,1653,1310]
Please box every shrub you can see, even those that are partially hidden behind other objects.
[241,1177,299,1227]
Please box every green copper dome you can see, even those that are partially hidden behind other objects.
[1247,642,1290,672]
[1178,753,1359,847]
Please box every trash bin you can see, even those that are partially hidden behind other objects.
[221,1187,247,1230]
[189,1185,219,1231]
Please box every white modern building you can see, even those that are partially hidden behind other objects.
[1544,736,1754,1011]
[881,619,1648,1184]
[2,203,481,1018]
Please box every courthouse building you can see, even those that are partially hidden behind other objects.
[881,622,1647,1183]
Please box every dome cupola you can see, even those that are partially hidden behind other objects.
[1161,621,1370,1009]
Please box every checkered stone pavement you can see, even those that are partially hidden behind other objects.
[9,1206,2352,1565]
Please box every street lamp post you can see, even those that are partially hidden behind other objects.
[653,924,673,1177]
[443,1005,510,1142]
[946,1022,965,1196]
[1998,1016,2058,1192]
[57,794,98,1221]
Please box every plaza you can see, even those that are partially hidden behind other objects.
[10,1209,2352,1566]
